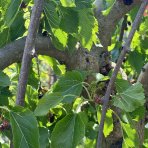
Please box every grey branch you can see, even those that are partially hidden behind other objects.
[0,36,67,70]
[0,0,141,71]
[96,0,141,48]
[97,1,148,147]
[16,0,44,106]
[137,62,148,145]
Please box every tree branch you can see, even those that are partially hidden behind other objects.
[136,62,148,145]
[16,0,44,106]
[0,36,67,70]
[96,0,141,48]
[97,1,148,147]
[0,1,142,71]
[138,63,148,101]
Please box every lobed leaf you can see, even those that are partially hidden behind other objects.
[113,83,145,112]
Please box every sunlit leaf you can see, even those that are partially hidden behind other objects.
[97,108,113,137]
[95,73,109,82]
[60,0,76,7]
[121,122,139,148]
[78,9,98,50]
[51,28,68,50]
[102,0,115,16]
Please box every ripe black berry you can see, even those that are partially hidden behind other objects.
[123,0,133,5]
[42,31,48,37]
[127,21,131,26]
[20,1,27,9]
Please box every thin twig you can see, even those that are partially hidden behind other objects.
[16,0,44,106]
[97,1,148,147]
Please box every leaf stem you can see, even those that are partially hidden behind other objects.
[82,84,92,100]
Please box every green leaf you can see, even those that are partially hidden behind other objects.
[35,71,86,116]
[97,108,113,137]
[128,49,145,74]
[9,11,25,41]
[10,107,40,148]
[111,41,122,62]
[129,106,145,121]
[75,0,92,9]
[60,0,76,7]
[52,70,86,102]
[51,28,68,50]
[0,11,25,47]
[39,127,50,148]
[25,85,38,110]
[0,86,12,106]
[51,113,85,148]
[113,83,145,112]
[78,9,98,50]
[0,0,11,16]
[44,1,60,28]
[5,0,22,26]
[121,122,139,148]
[85,121,98,140]
[39,56,66,75]
[115,79,131,93]
[34,92,63,116]
[0,27,10,48]
[60,8,78,33]
[102,0,115,16]
[67,35,78,53]
[141,36,148,49]
[0,71,11,87]
[95,73,109,82]
[143,126,148,147]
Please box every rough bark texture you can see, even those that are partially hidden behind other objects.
[0,36,67,70]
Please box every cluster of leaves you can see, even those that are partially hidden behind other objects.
[0,67,146,147]
[0,0,99,51]
[43,0,99,51]
[0,0,148,148]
